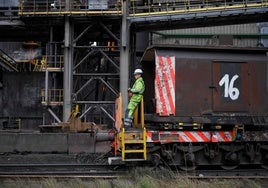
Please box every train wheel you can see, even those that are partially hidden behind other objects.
[221,151,239,170]
[151,153,161,167]
[179,151,196,171]
[220,165,238,170]
[179,165,196,171]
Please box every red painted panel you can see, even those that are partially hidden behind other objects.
[155,54,175,116]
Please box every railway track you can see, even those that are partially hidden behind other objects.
[0,164,267,179]
[0,164,125,177]
[180,169,268,179]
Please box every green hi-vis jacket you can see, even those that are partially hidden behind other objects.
[130,77,145,103]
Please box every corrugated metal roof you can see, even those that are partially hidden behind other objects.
[151,23,267,48]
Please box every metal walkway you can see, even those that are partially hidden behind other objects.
[130,2,268,31]
[17,0,268,31]
[18,1,268,15]
[18,0,268,16]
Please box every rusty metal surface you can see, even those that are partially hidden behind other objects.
[175,58,211,116]
[141,46,268,118]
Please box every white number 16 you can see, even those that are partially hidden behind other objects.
[219,74,240,100]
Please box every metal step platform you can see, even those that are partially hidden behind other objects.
[121,128,147,161]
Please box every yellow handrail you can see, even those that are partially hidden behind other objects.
[41,88,63,105]
[133,96,144,129]
[45,55,64,69]
[18,0,268,17]
[18,0,122,16]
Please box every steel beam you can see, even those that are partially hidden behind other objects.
[74,77,93,96]
[48,107,62,123]
[63,16,73,122]
[98,49,120,71]
[99,22,120,44]
[73,24,95,43]
[120,0,130,114]
[73,50,95,70]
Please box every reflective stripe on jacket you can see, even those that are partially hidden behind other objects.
[130,77,145,103]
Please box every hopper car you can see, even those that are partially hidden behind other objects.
[111,45,268,170]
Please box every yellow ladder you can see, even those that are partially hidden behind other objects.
[133,97,144,129]
[121,127,147,161]
[118,96,146,161]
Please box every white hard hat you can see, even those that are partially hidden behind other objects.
[134,69,143,74]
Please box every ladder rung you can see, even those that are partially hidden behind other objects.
[123,159,146,162]
[124,149,145,153]
[124,140,144,144]
[124,130,143,133]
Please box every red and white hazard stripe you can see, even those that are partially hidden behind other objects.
[155,53,175,116]
[146,130,233,143]
[178,131,211,142]
[212,131,233,142]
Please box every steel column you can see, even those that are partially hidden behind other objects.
[45,69,48,106]
[120,0,130,112]
[63,16,73,122]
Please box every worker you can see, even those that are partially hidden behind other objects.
[124,68,145,128]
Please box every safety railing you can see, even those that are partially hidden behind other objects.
[41,88,63,105]
[129,0,268,16]
[45,55,64,71]
[33,57,46,71]
[18,0,122,15]
[18,0,268,16]
[33,55,64,71]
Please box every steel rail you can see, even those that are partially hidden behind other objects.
[0,163,120,167]
[0,163,267,180]
[0,170,267,179]
[179,169,268,176]
[0,174,122,179]
[0,163,125,176]
[184,175,268,179]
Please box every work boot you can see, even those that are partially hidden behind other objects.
[124,116,133,129]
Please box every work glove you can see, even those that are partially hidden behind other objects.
[128,88,131,92]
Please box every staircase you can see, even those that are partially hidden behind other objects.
[0,49,18,72]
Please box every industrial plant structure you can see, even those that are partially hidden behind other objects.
[0,0,268,169]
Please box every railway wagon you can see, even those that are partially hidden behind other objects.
[113,45,268,170]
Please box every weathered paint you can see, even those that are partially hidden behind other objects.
[142,46,268,119]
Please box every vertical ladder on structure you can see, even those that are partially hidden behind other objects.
[120,97,147,161]
[121,127,147,161]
